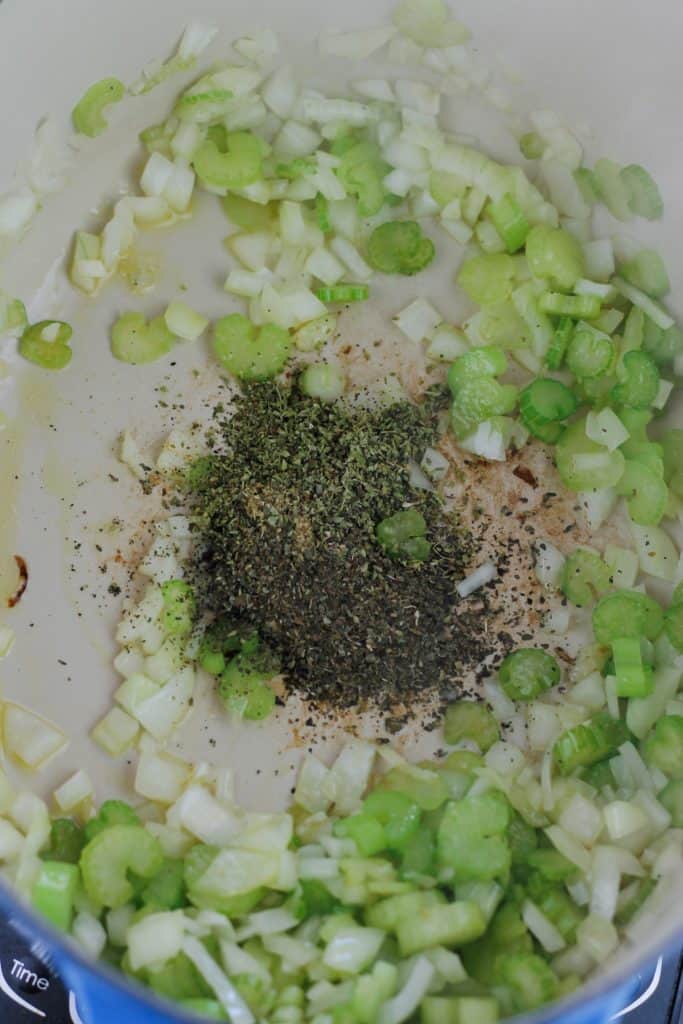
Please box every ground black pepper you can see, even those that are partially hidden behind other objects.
[187,381,494,715]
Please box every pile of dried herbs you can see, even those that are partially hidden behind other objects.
[187,381,490,716]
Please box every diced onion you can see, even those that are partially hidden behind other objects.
[2,703,68,770]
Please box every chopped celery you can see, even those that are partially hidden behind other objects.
[84,800,140,842]
[554,418,626,492]
[300,362,346,402]
[444,701,499,751]
[611,350,660,408]
[621,164,664,220]
[80,825,164,908]
[376,509,430,562]
[518,378,576,433]
[72,78,125,137]
[664,604,683,653]
[545,317,574,370]
[335,813,387,856]
[643,319,683,364]
[179,999,228,1021]
[213,313,291,380]
[621,249,670,298]
[612,637,653,698]
[566,326,615,379]
[19,320,73,370]
[539,292,601,319]
[111,313,175,365]
[141,858,186,910]
[519,132,544,160]
[561,550,611,608]
[366,221,435,275]
[457,254,516,307]
[495,953,558,1013]
[336,140,389,216]
[161,579,196,637]
[447,346,507,391]
[44,818,85,864]
[193,132,264,189]
[659,779,683,826]
[396,901,486,955]
[377,766,449,812]
[488,194,529,253]
[642,715,683,778]
[592,590,663,644]
[438,792,511,883]
[525,225,584,290]
[316,284,369,302]
[450,377,518,439]
[31,861,80,931]
[218,650,278,720]
[498,648,560,702]
[553,713,630,775]
[615,460,668,526]
[222,194,275,230]
[400,827,436,878]
[362,790,421,850]
[366,890,446,932]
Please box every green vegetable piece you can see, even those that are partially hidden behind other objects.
[335,813,387,856]
[642,318,683,364]
[139,122,172,153]
[193,132,264,189]
[495,953,558,1013]
[377,766,449,812]
[422,996,499,1024]
[554,418,626,492]
[19,320,73,370]
[299,362,346,403]
[539,292,601,320]
[84,800,140,842]
[366,220,435,275]
[365,890,445,932]
[593,158,633,221]
[553,712,630,775]
[507,813,538,867]
[527,849,576,883]
[561,549,611,608]
[178,1000,227,1021]
[218,650,278,720]
[444,701,499,752]
[612,636,653,698]
[665,603,683,653]
[221,194,275,230]
[316,284,369,303]
[396,901,486,955]
[659,779,683,826]
[316,193,331,233]
[400,826,436,878]
[80,825,164,908]
[111,312,175,365]
[160,579,196,637]
[447,346,507,393]
[498,648,560,702]
[488,193,530,253]
[43,819,85,864]
[621,164,664,220]
[72,78,125,137]
[525,225,584,290]
[616,459,668,526]
[621,249,670,298]
[337,141,390,216]
[363,790,421,850]
[615,878,657,927]
[519,133,544,161]
[611,350,660,408]
[140,858,187,910]
[376,509,430,562]
[518,378,577,433]
[663,429,683,499]
[429,170,467,206]
[32,861,80,931]
[450,377,518,439]
[141,952,213,1000]
[184,844,266,915]
[574,168,599,205]
[566,327,615,379]
[457,253,516,307]
[276,157,315,180]
[438,792,511,883]
[213,313,291,381]
[592,590,663,644]
[642,715,683,778]
[351,963,399,1024]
